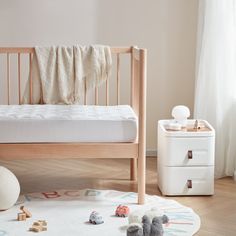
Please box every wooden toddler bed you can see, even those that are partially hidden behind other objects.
[0,46,147,204]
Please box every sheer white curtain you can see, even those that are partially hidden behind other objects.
[194,0,236,178]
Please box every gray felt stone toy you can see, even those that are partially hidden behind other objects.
[161,215,169,224]
[127,214,169,236]
[150,217,164,236]
[127,224,143,236]
[142,215,151,236]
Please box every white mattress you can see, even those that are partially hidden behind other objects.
[0,105,138,143]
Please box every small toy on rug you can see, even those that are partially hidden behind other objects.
[127,224,143,236]
[115,205,130,217]
[89,211,104,224]
[150,217,163,236]
[17,206,32,221]
[142,215,151,236]
[128,207,165,224]
[33,220,47,227]
[20,206,32,218]
[17,212,27,221]
[127,216,166,236]
[29,220,47,233]
[160,215,168,224]
[127,211,169,236]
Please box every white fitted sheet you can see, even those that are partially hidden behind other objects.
[0,105,138,143]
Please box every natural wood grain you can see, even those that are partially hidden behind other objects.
[0,48,34,53]
[84,81,87,105]
[29,53,33,104]
[7,53,10,105]
[131,47,134,106]
[0,157,235,235]
[166,127,212,132]
[116,53,120,105]
[138,49,147,204]
[131,48,140,116]
[18,53,21,104]
[130,158,137,181]
[95,87,98,105]
[0,143,138,160]
[106,79,109,106]
[0,47,131,54]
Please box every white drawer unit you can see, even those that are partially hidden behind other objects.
[157,119,215,196]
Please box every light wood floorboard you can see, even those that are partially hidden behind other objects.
[1,157,236,236]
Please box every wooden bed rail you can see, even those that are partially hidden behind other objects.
[0,46,143,109]
[0,47,132,54]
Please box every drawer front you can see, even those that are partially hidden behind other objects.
[159,166,214,195]
[161,137,215,166]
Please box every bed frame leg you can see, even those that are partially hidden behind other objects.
[130,158,137,181]
[138,152,146,205]
[137,48,146,205]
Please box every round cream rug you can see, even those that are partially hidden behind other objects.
[0,189,200,236]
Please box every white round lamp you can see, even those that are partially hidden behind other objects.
[172,105,190,127]
[0,166,20,211]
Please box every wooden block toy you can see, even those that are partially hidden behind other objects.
[17,212,26,221]
[29,220,47,233]
[33,220,47,227]
[33,222,42,226]
[20,206,32,218]
[29,226,41,233]
[38,220,47,226]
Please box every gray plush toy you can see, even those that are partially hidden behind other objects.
[127,214,169,236]
[150,217,164,236]
[161,215,169,224]
[142,215,151,236]
[127,224,143,236]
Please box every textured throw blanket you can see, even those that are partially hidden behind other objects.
[22,45,112,104]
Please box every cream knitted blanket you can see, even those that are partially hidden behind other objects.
[22,45,112,104]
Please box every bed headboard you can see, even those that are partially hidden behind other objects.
[0,46,146,116]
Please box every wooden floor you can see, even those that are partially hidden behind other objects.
[1,157,236,236]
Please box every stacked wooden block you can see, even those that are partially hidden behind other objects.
[29,220,47,233]
[17,206,32,221]
[17,206,47,233]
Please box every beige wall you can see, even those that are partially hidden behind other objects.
[96,0,199,153]
[0,0,198,152]
[0,0,96,46]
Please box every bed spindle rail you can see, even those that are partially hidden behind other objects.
[0,47,142,110]
[84,82,87,105]
[106,79,109,106]
[29,52,33,104]
[116,53,120,105]
[95,87,98,105]
[6,53,10,105]
[0,48,33,105]
[17,53,21,104]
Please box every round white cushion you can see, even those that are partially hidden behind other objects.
[0,166,20,211]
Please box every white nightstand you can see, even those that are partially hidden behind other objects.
[157,119,215,196]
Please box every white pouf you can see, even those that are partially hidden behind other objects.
[0,166,20,211]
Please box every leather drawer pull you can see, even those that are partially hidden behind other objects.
[188,150,193,159]
[187,180,192,188]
